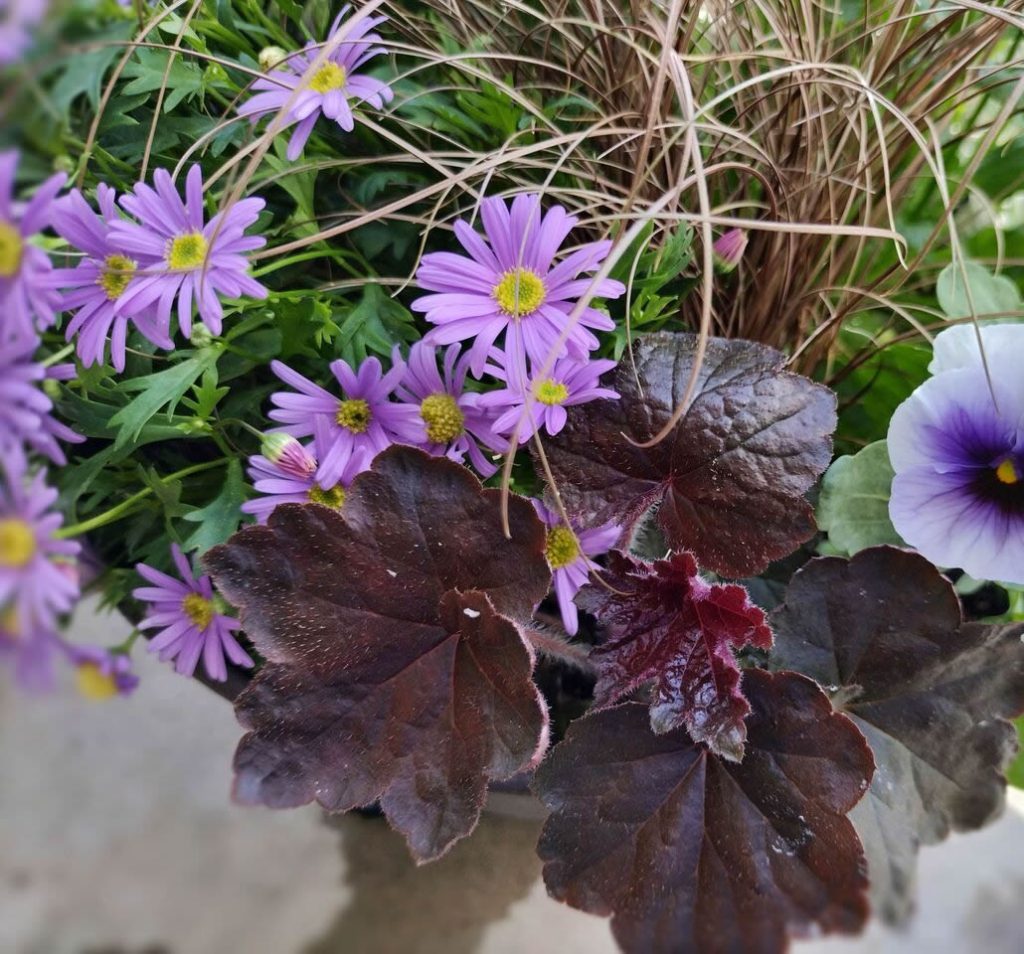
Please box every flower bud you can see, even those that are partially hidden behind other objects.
[189,324,215,348]
[260,432,317,479]
[259,46,288,71]
[712,229,747,274]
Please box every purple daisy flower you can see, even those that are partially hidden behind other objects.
[888,347,1024,584]
[241,426,371,523]
[478,354,619,444]
[238,6,394,161]
[395,341,506,478]
[0,149,65,340]
[0,332,83,465]
[0,609,61,692]
[51,185,174,371]
[0,454,80,658]
[268,353,421,488]
[533,499,620,636]
[412,193,624,377]
[0,0,47,67]
[133,543,253,682]
[66,643,138,699]
[110,164,267,339]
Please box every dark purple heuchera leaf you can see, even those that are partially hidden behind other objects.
[204,446,552,862]
[542,332,836,577]
[770,546,1024,922]
[534,669,874,954]
[580,550,772,760]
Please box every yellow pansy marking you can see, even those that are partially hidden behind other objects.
[995,458,1020,486]
[493,267,545,317]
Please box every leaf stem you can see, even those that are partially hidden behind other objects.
[523,625,597,676]
[56,458,229,539]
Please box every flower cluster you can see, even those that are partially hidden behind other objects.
[888,322,1024,585]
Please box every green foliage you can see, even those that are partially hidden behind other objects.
[816,441,904,556]
[182,459,247,554]
[936,262,1022,319]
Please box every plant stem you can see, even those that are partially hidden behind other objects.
[523,626,597,676]
[56,459,229,539]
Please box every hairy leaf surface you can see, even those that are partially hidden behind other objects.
[543,332,836,577]
[205,446,552,861]
[770,547,1024,922]
[581,551,772,760]
[534,669,873,954]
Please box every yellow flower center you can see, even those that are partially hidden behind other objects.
[336,398,371,434]
[167,231,208,271]
[75,663,118,701]
[98,254,137,300]
[493,267,546,317]
[534,379,569,406]
[1,604,19,637]
[307,485,347,509]
[309,62,347,94]
[0,221,23,278]
[0,519,37,569]
[995,458,1020,485]
[181,592,214,630]
[545,525,580,570]
[420,393,465,444]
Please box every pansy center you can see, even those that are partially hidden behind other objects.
[336,398,371,433]
[181,592,214,630]
[98,254,137,300]
[0,518,36,569]
[545,525,580,569]
[308,484,347,509]
[310,62,347,94]
[168,231,208,270]
[534,378,569,406]
[420,393,465,444]
[493,267,545,317]
[995,457,1020,486]
[0,221,23,278]
[76,664,118,701]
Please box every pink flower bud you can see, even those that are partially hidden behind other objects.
[260,433,317,479]
[712,229,747,274]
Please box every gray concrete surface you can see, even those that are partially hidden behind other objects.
[1,597,1023,954]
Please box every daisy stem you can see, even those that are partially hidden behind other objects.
[41,343,75,367]
[55,459,230,539]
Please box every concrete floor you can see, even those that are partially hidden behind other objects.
[2,598,1023,954]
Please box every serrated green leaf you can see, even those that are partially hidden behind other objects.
[182,459,246,555]
[816,441,905,555]
[109,351,220,449]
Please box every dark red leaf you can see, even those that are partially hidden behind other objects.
[534,669,873,954]
[770,546,1024,922]
[581,551,772,760]
[542,332,836,577]
[204,446,552,862]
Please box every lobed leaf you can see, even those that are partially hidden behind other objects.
[542,333,836,578]
[534,669,873,954]
[581,551,772,760]
[770,547,1024,922]
[204,446,552,861]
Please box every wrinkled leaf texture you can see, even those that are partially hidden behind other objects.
[770,546,1024,922]
[205,446,552,862]
[581,550,772,760]
[534,668,873,954]
[542,332,836,577]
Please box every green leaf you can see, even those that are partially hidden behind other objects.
[182,459,247,555]
[182,366,230,419]
[122,48,205,112]
[817,441,904,556]
[109,351,220,449]
[1011,718,1024,790]
[49,23,135,112]
[936,262,1022,320]
[334,284,418,364]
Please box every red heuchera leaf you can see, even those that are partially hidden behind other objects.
[534,669,874,954]
[204,446,552,862]
[541,332,836,577]
[581,551,772,761]
[770,546,1024,922]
